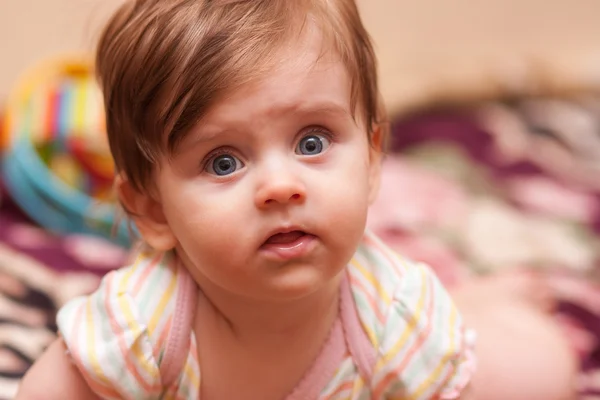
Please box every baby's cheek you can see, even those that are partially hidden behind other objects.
[321,187,369,248]
[329,177,370,217]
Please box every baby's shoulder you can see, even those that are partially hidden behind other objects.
[350,231,458,331]
[57,248,182,340]
[83,250,179,320]
[349,230,435,307]
[106,249,179,300]
[349,231,475,399]
[55,250,187,398]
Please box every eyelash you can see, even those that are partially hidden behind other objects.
[200,126,335,170]
[201,147,238,172]
[300,126,334,141]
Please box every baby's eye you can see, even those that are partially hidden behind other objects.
[295,133,331,156]
[206,153,244,176]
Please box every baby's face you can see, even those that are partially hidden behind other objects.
[152,28,381,301]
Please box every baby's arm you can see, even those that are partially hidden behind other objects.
[15,338,101,400]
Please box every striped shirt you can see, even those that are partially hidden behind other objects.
[57,231,474,399]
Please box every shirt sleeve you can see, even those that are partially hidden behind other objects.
[56,268,164,400]
[372,262,476,400]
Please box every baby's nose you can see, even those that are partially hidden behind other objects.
[254,169,306,209]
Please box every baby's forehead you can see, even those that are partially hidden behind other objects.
[192,29,349,119]
[199,61,352,124]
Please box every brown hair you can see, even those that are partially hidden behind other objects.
[97,0,383,192]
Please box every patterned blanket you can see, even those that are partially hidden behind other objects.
[0,198,125,399]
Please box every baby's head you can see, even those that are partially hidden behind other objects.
[99,0,387,300]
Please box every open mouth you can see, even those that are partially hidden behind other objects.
[260,229,316,260]
[264,230,307,245]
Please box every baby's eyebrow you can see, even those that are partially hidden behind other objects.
[213,0,249,4]
[287,101,352,119]
[174,127,231,155]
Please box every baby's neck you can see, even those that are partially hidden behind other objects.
[191,272,344,400]
[196,274,342,343]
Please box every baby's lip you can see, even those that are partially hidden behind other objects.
[264,230,306,245]
[261,226,313,246]
[259,227,317,261]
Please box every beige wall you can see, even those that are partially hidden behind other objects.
[2,0,600,116]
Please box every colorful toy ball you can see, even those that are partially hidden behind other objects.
[1,55,130,246]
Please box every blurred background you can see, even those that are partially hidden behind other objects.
[3,0,600,112]
[1,1,600,399]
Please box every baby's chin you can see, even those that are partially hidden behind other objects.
[255,266,343,302]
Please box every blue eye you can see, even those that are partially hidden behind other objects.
[296,134,330,156]
[207,154,243,176]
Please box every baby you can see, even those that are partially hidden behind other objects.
[15,0,576,399]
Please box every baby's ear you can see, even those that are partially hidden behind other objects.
[115,175,177,251]
[367,123,385,204]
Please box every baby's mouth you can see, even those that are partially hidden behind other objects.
[264,230,307,245]
[260,229,317,260]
